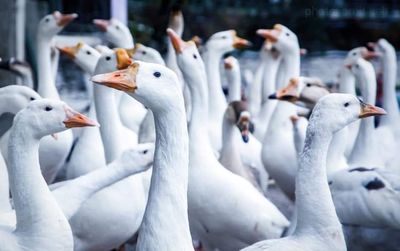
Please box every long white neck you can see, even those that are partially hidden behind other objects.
[295,123,342,234]
[52,159,147,220]
[8,123,71,237]
[326,127,348,174]
[349,66,377,165]
[261,52,281,103]
[0,154,10,212]
[380,47,400,127]
[226,67,241,102]
[338,66,356,95]
[248,58,265,116]
[37,36,60,99]
[203,48,227,124]
[137,102,192,250]
[94,84,125,163]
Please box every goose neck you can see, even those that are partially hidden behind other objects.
[137,104,192,249]
[338,67,356,95]
[37,37,60,99]
[227,68,241,102]
[261,54,281,103]
[381,52,400,126]
[8,123,70,235]
[326,127,348,174]
[295,125,342,233]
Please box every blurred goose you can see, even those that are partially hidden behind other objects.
[92,59,194,249]
[202,29,251,154]
[242,93,385,251]
[168,28,288,250]
[30,11,77,183]
[130,43,166,65]
[93,18,147,134]
[0,58,33,88]
[0,86,41,213]
[259,24,301,200]
[57,42,106,178]
[223,56,269,193]
[0,99,96,251]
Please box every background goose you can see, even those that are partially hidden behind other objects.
[168,28,288,250]
[0,99,96,251]
[92,58,194,250]
[130,43,166,65]
[242,93,385,251]
[0,58,33,88]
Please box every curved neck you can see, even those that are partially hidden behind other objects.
[94,84,125,163]
[226,67,241,102]
[137,103,192,249]
[8,124,70,234]
[203,49,227,123]
[381,50,400,127]
[295,125,342,233]
[37,36,60,99]
[338,67,356,95]
[0,95,23,115]
[220,117,245,175]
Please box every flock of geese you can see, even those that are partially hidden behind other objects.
[0,9,398,251]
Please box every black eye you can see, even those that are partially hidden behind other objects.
[306,83,311,87]
[30,97,35,101]
[193,54,197,59]
[142,51,146,55]
[115,25,120,30]
[355,64,359,68]
[142,150,148,154]
[344,102,350,107]
[153,72,161,78]
[286,33,290,36]
[86,51,91,55]
[45,106,52,111]
[45,18,50,23]
[222,36,227,39]
[105,56,111,61]
[352,52,356,56]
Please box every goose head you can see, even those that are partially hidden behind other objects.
[14,99,98,139]
[344,47,378,65]
[311,93,385,133]
[128,43,165,65]
[91,60,181,113]
[205,30,251,55]
[257,24,299,54]
[93,19,133,48]
[168,8,184,34]
[94,48,133,75]
[0,85,41,114]
[58,42,101,73]
[38,11,77,39]
[269,77,329,109]
[369,38,394,58]
[113,143,155,171]
[225,101,253,143]
[0,58,32,79]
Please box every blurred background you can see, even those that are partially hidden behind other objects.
[0,0,399,104]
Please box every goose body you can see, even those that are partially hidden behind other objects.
[243,93,385,251]
[0,99,97,251]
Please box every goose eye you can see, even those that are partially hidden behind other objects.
[355,64,359,68]
[153,72,161,78]
[115,25,120,30]
[306,83,311,87]
[344,102,350,107]
[30,97,35,101]
[142,51,146,55]
[142,150,148,154]
[352,52,356,56]
[193,54,197,59]
[222,36,227,39]
[105,56,111,61]
[45,18,50,23]
[45,106,52,111]
[286,33,290,36]
[86,51,91,55]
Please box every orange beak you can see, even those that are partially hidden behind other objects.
[359,102,386,118]
[190,35,203,48]
[91,63,139,92]
[57,42,83,59]
[93,19,110,32]
[63,107,99,128]
[115,48,133,70]
[53,11,78,27]
[271,78,300,102]
[257,24,282,49]
[167,28,187,53]
[232,30,252,49]
[126,45,140,57]
[224,56,234,69]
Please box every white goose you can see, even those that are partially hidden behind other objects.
[0,99,96,251]
[202,30,251,154]
[92,60,194,249]
[57,42,106,178]
[242,93,386,251]
[22,11,77,183]
[93,18,147,134]
[131,43,166,65]
[259,24,301,200]
[168,28,288,250]
[223,56,269,193]
[67,49,148,251]
[0,86,41,213]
